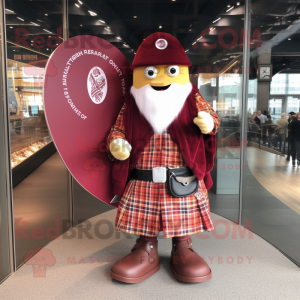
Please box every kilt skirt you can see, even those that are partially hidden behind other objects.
[115,178,214,238]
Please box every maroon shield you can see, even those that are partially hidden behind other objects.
[44,35,132,207]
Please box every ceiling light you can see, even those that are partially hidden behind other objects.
[197,36,203,41]
[159,25,162,28]
[78,0,83,3]
[5,9,14,13]
[80,24,82,27]
[172,0,176,1]
[185,49,189,52]
[45,14,48,16]
[43,29,52,33]
[213,62,216,64]
[75,3,79,7]
[260,26,263,27]
[282,63,285,65]
[212,17,221,23]
[99,20,105,23]
[288,38,291,40]
[222,58,229,60]
[47,48,49,50]
[88,10,97,16]
[227,5,230,7]
[31,22,39,26]
[116,36,121,40]
[133,16,137,18]
[288,20,291,22]
[192,41,197,45]
[123,43,128,47]
[189,29,192,31]
[241,18,244,20]
[104,27,110,31]
[10,26,13,28]
[17,17,24,21]
[236,2,240,5]
[226,6,234,12]
[230,56,236,58]
[37,19,43,22]
[13,50,15,51]
[276,17,279,18]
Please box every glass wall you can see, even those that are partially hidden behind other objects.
[243,0,300,265]
[5,0,63,168]
[4,0,71,269]
[0,0,11,283]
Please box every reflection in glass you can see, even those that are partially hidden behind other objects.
[5,0,64,168]
[243,0,300,266]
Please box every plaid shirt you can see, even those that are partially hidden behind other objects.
[107,91,219,238]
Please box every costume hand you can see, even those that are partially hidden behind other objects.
[193,111,214,134]
[109,138,132,160]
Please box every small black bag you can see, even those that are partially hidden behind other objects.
[167,167,199,198]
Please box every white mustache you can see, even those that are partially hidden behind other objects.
[131,82,192,134]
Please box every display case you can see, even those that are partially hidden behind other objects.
[7,59,56,186]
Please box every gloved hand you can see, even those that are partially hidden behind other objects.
[109,138,132,160]
[193,111,214,134]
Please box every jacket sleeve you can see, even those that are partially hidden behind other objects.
[195,92,220,135]
[106,103,127,161]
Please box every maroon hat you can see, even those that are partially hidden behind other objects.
[130,32,192,70]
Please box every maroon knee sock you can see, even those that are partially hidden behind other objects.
[139,235,158,242]
[172,235,191,242]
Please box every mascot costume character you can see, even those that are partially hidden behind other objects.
[107,32,220,283]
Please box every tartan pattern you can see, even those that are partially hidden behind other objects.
[135,131,186,169]
[107,91,219,161]
[115,173,214,238]
[195,92,219,135]
[107,91,219,238]
[114,132,214,238]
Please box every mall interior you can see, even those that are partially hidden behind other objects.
[0,0,300,298]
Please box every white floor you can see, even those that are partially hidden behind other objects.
[1,209,299,300]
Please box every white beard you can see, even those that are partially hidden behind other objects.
[131,82,192,134]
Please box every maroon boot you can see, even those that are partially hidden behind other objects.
[170,238,211,283]
[110,238,160,283]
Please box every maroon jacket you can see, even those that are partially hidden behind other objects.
[111,84,218,196]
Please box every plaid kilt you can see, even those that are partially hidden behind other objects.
[115,133,214,238]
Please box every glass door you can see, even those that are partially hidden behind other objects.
[287,96,300,114]
[269,97,282,122]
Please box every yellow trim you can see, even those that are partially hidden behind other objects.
[7,40,50,58]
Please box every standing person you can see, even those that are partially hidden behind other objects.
[248,112,261,145]
[253,111,261,125]
[265,115,281,149]
[276,113,288,153]
[257,110,268,145]
[257,110,267,124]
[287,112,295,161]
[291,112,300,166]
